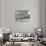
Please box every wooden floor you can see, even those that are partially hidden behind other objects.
[2,44,44,46]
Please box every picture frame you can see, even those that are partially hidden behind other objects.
[15,10,31,22]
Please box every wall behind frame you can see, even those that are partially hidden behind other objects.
[4,0,42,33]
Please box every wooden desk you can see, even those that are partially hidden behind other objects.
[6,41,40,46]
[9,37,37,45]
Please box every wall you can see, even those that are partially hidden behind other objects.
[0,0,3,33]
[42,0,46,37]
[4,0,42,32]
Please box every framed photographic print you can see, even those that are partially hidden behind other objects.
[15,10,31,22]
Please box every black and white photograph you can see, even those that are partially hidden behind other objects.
[15,10,30,22]
[0,0,46,46]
